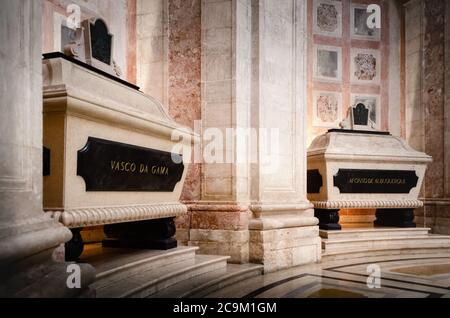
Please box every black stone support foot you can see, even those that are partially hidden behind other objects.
[103,217,177,250]
[65,228,84,261]
[315,209,342,231]
[374,208,416,228]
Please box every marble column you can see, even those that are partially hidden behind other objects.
[192,0,321,271]
[187,0,252,263]
[248,0,321,272]
[444,0,450,233]
[404,0,450,234]
[136,0,169,106]
[166,0,202,245]
[0,0,94,297]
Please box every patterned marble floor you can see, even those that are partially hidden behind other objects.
[203,253,450,298]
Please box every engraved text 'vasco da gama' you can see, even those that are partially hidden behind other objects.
[77,137,184,192]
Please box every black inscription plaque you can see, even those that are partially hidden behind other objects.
[333,169,418,194]
[307,170,323,194]
[77,137,184,192]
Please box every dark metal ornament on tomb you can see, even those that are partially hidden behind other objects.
[103,218,177,250]
[89,19,112,65]
[353,103,369,126]
[315,209,341,231]
[375,209,416,228]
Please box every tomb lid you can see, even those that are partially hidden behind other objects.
[308,131,432,162]
[43,52,139,90]
[42,56,195,140]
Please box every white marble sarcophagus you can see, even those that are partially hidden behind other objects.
[42,54,193,259]
[307,104,432,230]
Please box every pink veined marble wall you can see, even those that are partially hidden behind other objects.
[168,0,201,130]
[422,0,445,200]
[168,0,201,202]
[167,0,202,235]
[401,0,450,233]
[421,0,449,234]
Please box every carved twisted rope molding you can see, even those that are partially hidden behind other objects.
[311,200,423,209]
[46,203,187,228]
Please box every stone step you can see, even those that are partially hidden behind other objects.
[151,263,264,298]
[84,245,199,290]
[320,227,431,240]
[322,247,450,262]
[94,254,230,298]
[340,223,375,229]
[322,235,450,254]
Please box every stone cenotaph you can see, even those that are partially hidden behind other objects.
[42,19,193,260]
[307,104,432,230]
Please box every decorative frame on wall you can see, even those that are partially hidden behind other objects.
[313,0,343,38]
[307,0,389,141]
[350,3,381,41]
[350,48,381,85]
[314,44,342,83]
[313,90,343,128]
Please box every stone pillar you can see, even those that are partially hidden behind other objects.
[166,0,202,245]
[136,0,169,106]
[0,0,94,297]
[188,0,252,263]
[404,0,450,234]
[248,0,321,272]
[444,0,450,233]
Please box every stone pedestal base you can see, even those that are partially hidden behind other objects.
[249,207,321,273]
[186,203,250,263]
[0,219,95,297]
[415,200,450,234]
[374,209,416,228]
[188,229,249,263]
[103,218,177,250]
[175,228,190,246]
[314,209,342,230]
[249,226,321,273]
[1,252,95,298]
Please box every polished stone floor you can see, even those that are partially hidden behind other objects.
[204,253,450,298]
